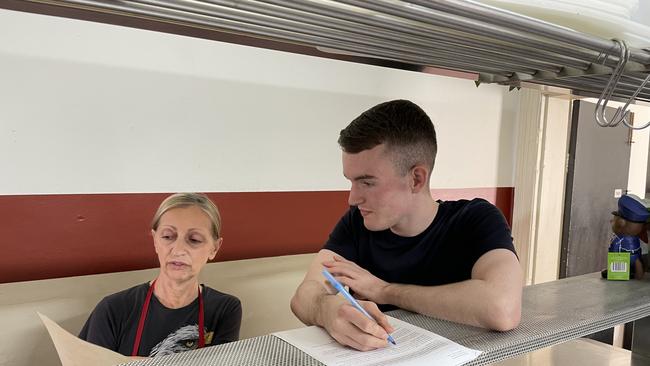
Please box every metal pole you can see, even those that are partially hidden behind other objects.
[414,0,650,65]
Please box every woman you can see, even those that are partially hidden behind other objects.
[79,193,242,357]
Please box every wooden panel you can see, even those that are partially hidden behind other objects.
[0,188,513,283]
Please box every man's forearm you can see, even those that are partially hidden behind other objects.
[383,279,521,331]
[291,280,334,327]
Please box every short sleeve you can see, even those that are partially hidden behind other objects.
[78,297,120,351]
[322,208,359,262]
[211,296,242,345]
[463,199,516,263]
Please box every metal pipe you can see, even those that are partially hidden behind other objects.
[22,0,650,103]
[412,0,650,65]
[536,79,650,101]
[259,0,592,70]
[45,0,515,76]
[335,0,615,67]
[213,0,564,73]
[589,75,650,95]
[132,0,540,74]
[36,0,594,71]
[209,0,561,73]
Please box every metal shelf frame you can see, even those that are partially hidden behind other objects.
[15,0,650,102]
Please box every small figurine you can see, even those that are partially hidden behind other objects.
[602,194,650,280]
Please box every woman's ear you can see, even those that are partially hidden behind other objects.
[209,237,223,261]
[151,229,159,252]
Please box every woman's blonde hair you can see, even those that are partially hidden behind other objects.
[151,193,222,239]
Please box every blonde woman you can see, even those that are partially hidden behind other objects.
[80,193,241,357]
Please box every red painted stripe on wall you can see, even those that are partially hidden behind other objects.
[0,188,513,283]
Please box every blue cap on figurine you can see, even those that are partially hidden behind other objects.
[612,195,650,223]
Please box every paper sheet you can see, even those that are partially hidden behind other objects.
[272,316,481,366]
[37,312,132,366]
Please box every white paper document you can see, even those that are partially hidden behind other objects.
[272,316,481,366]
[38,312,132,366]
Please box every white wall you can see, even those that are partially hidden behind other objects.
[0,9,518,195]
[628,102,650,198]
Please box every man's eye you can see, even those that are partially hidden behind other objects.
[362,181,373,187]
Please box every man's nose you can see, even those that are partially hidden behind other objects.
[348,185,362,206]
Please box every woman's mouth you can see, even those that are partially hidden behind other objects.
[168,261,189,269]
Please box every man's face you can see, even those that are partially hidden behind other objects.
[342,144,414,233]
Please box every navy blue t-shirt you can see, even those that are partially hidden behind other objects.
[79,283,241,357]
[323,199,516,309]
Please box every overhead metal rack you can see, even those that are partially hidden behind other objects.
[15,0,650,104]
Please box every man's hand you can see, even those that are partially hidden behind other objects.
[291,249,395,351]
[323,255,390,303]
[319,295,394,351]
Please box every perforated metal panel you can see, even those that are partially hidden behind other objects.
[120,273,650,366]
[122,336,324,366]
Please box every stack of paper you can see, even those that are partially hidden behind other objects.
[272,316,481,366]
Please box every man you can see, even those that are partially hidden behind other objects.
[290,99,522,351]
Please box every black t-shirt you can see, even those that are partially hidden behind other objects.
[323,199,516,310]
[79,283,242,357]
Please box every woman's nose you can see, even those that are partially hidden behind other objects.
[169,239,188,254]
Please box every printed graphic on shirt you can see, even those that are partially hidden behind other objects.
[149,325,213,357]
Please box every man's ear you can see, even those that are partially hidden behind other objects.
[410,165,429,193]
[209,237,223,261]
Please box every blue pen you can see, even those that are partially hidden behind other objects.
[322,269,397,345]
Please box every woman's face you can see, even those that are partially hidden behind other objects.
[153,206,221,284]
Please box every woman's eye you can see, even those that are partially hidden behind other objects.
[161,232,175,241]
[189,237,203,244]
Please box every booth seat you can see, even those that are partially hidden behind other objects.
[0,253,315,366]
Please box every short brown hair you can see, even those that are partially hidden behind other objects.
[338,100,437,176]
[151,193,221,239]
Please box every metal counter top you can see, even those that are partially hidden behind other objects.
[121,272,650,366]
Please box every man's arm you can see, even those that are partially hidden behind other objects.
[290,249,394,351]
[325,248,523,331]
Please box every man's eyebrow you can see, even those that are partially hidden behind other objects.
[351,175,376,181]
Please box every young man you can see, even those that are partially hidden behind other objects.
[290,100,522,351]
